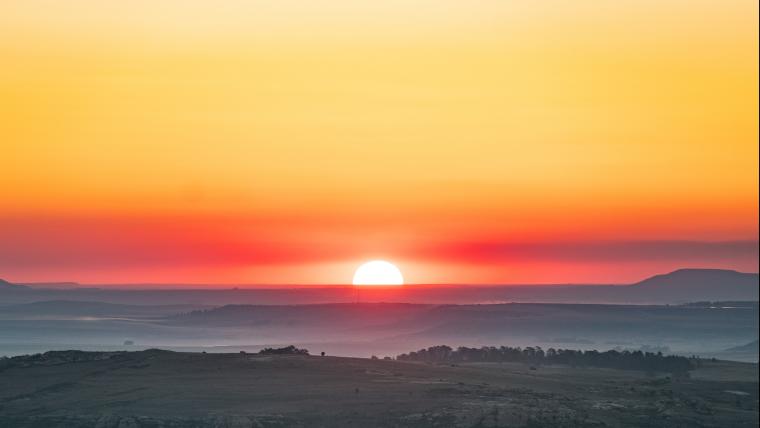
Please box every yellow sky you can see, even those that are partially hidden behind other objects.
[0,0,757,283]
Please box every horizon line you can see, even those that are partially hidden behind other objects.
[8,268,758,290]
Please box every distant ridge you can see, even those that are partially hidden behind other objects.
[0,278,27,289]
[0,268,757,304]
[629,269,758,302]
[633,268,758,285]
[725,340,759,354]
[18,281,81,290]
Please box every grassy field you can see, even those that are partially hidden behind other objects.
[0,350,757,427]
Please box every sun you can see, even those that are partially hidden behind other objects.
[352,260,404,286]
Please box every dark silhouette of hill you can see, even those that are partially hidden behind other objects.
[628,269,758,302]
[18,282,80,290]
[0,279,27,289]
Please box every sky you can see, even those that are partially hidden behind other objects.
[1,0,758,285]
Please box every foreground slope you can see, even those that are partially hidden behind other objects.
[0,350,756,427]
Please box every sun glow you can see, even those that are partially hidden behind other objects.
[352,260,404,286]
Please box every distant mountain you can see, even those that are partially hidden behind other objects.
[0,279,28,289]
[19,282,80,290]
[1,268,757,305]
[628,269,758,302]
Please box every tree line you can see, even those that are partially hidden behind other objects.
[396,345,694,375]
[258,345,309,355]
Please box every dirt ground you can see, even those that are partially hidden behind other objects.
[0,350,757,427]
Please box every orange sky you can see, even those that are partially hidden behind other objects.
[1,1,758,284]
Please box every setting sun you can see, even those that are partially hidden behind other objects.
[352,261,404,286]
[0,1,757,425]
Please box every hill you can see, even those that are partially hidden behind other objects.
[0,279,27,289]
[0,350,756,427]
[726,340,760,354]
[18,281,80,290]
[0,268,757,305]
[628,269,759,302]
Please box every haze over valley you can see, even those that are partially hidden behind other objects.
[1,269,757,362]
